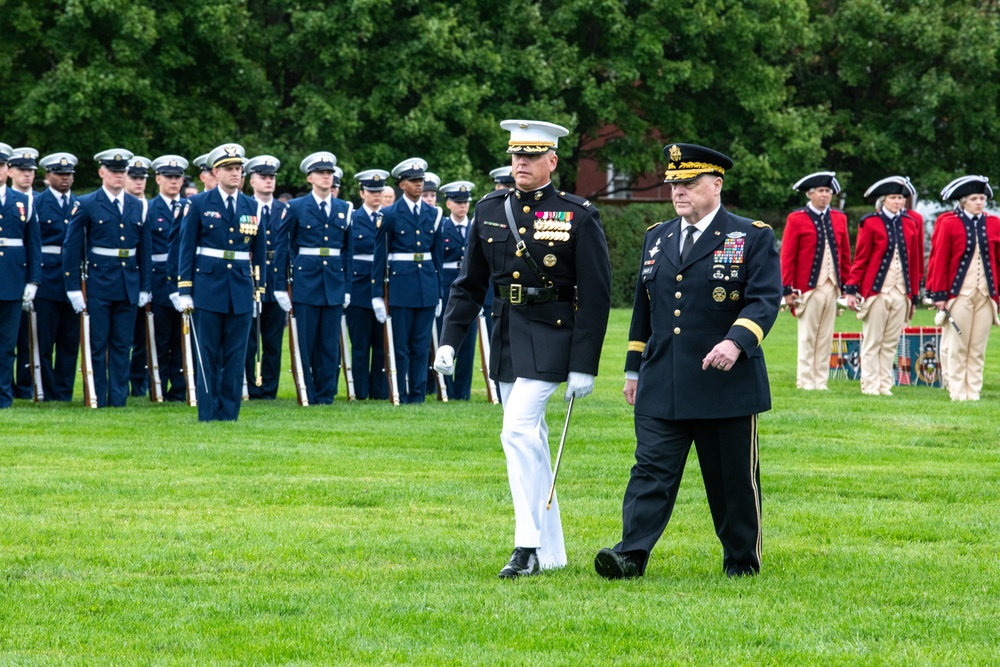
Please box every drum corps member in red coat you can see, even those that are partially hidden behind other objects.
[845,177,923,396]
[781,172,851,390]
[927,176,1000,401]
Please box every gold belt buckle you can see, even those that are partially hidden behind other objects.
[320,248,331,256]
[413,253,425,262]
[509,284,523,305]
[223,250,236,260]
[117,249,130,258]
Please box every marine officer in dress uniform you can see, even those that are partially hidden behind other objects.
[8,147,40,400]
[490,166,515,191]
[372,158,443,404]
[33,152,80,401]
[437,180,477,400]
[434,120,612,578]
[781,172,851,390]
[125,156,153,396]
[272,152,353,405]
[595,143,781,580]
[174,143,265,421]
[421,171,440,207]
[146,155,189,401]
[844,176,923,396]
[63,149,152,408]
[926,176,1000,401]
[243,155,288,400]
[0,143,42,409]
[345,169,389,400]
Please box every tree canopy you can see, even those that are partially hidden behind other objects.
[3,0,998,208]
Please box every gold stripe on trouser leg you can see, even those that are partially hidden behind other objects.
[749,413,762,570]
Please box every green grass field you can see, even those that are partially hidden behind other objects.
[3,308,999,666]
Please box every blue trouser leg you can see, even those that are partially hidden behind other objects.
[193,309,252,421]
[0,300,21,408]
[36,297,79,401]
[14,313,32,399]
[452,320,478,400]
[246,302,285,400]
[152,303,185,402]
[88,297,136,408]
[299,303,342,404]
[396,305,434,404]
[129,305,148,396]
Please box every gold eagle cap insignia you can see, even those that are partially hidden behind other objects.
[669,144,682,162]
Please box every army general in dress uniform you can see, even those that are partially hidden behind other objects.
[0,143,41,408]
[272,152,353,405]
[175,144,266,421]
[435,120,612,578]
[63,149,152,408]
[595,143,781,580]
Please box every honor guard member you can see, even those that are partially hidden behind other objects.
[33,152,80,401]
[595,143,781,580]
[174,143,266,421]
[0,143,42,408]
[372,158,443,404]
[345,169,390,400]
[62,149,152,408]
[845,177,923,396]
[781,172,851,390]
[8,147,40,399]
[490,166,515,191]
[421,171,440,207]
[437,180,478,400]
[272,152,353,404]
[146,155,189,401]
[332,166,343,199]
[435,120,612,577]
[125,156,152,396]
[927,176,1000,401]
[243,155,288,400]
[193,154,217,192]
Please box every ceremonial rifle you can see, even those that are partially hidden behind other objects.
[382,280,401,405]
[430,320,448,402]
[340,313,356,401]
[27,301,44,402]
[476,312,499,404]
[287,284,309,406]
[79,263,98,409]
[145,303,164,402]
[180,311,198,406]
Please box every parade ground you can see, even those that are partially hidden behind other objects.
[3,307,998,665]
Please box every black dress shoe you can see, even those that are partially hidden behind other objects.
[594,547,642,579]
[498,547,540,579]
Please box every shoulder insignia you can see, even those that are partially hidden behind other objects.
[481,189,507,203]
[646,221,664,232]
[752,221,771,229]
[557,190,591,207]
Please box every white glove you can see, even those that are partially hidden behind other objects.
[435,299,442,318]
[169,292,181,311]
[137,291,152,307]
[934,309,946,327]
[22,283,37,311]
[175,294,194,313]
[67,290,86,314]
[372,297,387,323]
[343,293,351,308]
[274,290,292,313]
[565,371,595,401]
[434,345,456,375]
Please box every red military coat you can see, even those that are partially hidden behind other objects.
[925,210,1000,304]
[845,211,923,302]
[780,207,851,295]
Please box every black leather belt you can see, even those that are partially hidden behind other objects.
[495,284,576,305]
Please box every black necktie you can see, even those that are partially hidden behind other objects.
[171,200,180,218]
[413,203,420,218]
[371,211,378,225]
[681,225,696,262]
[263,204,270,219]
[61,194,69,210]
[320,201,328,218]
[115,198,122,214]
[226,195,235,218]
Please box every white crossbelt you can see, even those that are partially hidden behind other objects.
[42,245,62,254]
[353,254,374,262]
[389,252,430,261]
[92,246,136,257]
[151,253,169,262]
[442,261,460,270]
[197,247,250,260]
[297,247,341,256]
[0,238,25,247]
